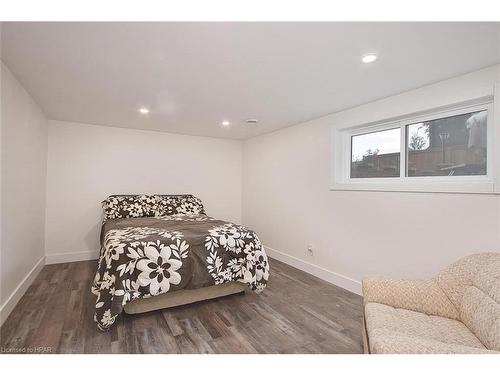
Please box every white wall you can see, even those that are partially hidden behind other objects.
[3,56,500,321]
[1,62,48,321]
[243,65,500,294]
[45,120,242,262]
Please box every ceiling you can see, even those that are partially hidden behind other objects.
[2,22,500,140]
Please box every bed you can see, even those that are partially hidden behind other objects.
[91,194,270,331]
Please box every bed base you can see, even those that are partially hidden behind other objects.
[123,282,246,314]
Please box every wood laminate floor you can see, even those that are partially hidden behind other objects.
[0,258,363,354]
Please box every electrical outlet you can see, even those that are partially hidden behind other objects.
[307,244,314,256]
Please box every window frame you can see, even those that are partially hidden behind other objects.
[332,98,495,194]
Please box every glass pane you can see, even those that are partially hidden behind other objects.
[351,128,401,178]
[406,110,487,177]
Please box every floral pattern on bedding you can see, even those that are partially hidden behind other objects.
[102,195,157,220]
[91,215,269,330]
[155,195,205,217]
[102,194,206,221]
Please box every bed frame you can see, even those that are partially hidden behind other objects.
[123,282,246,314]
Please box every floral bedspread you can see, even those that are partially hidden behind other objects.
[91,214,269,330]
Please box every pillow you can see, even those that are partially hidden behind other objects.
[102,195,157,220]
[155,194,205,216]
[176,195,206,215]
[155,195,181,216]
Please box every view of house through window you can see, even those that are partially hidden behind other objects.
[349,108,488,179]
[406,110,487,177]
[351,128,400,178]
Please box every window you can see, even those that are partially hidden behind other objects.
[406,110,487,177]
[334,99,495,193]
[351,128,400,178]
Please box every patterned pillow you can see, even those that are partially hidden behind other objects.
[176,195,206,215]
[155,194,205,216]
[155,195,181,216]
[102,195,157,220]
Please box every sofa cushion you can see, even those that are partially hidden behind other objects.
[363,277,459,320]
[436,253,500,311]
[365,302,485,353]
[367,330,494,354]
[460,260,500,351]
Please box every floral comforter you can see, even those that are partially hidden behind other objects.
[91,214,269,330]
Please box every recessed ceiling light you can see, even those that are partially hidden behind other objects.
[138,107,150,114]
[221,120,231,127]
[361,54,377,64]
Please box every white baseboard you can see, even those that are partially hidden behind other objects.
[264,245,362,295]
[0,256,45,326]
[45,250,99,265]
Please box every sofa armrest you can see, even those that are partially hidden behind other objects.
[362,276,459,319]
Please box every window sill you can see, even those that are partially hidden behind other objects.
[330,180,497,195]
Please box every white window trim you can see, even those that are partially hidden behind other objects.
[331,97,497,194]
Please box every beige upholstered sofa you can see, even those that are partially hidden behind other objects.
[362,252,500,354]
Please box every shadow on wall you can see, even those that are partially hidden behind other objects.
[84,214,102,252]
